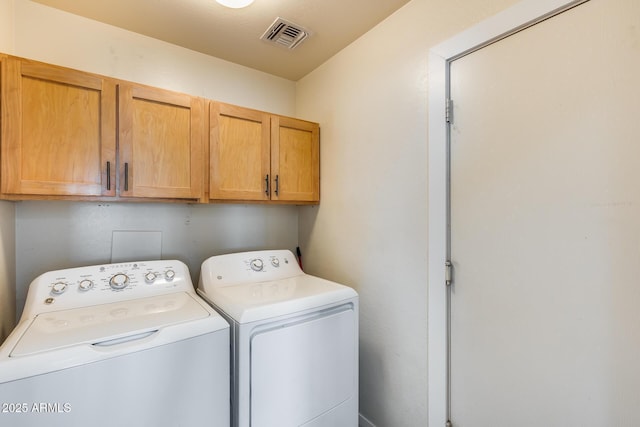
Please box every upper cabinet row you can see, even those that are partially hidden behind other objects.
[0,55,319,204]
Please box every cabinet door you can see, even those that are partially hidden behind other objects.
[1,58,116,196]
[271,116,320,203]
[118,84,204,199]
[209,102,270,201]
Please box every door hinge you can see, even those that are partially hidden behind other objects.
[446,98,454,124]
[445,260,453,286]
[446,420,453,427]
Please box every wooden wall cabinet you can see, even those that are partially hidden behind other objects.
[209,102,271,201]
[209,102,319,204]
[1,57,116,197]
[0,55,317,205]
[0,56,204,201]
[118,83,204,200]
[271,115,320,203]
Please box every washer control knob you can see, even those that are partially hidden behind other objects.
[250,258,264,272]
[51,282,68,295]
[271,258,280,268]
[109,273,129,290]
[145,272,157,283]
[165,270,176,281]
[78,279,94,291]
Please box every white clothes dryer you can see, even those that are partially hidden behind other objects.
[0,260,230,427]
[197,249,359,427]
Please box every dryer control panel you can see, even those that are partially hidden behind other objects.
[22,260,194,318]
[199,250,303,288]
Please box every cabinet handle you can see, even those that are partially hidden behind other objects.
[275,175,279,196]
[265,174,269,196]
[106,161,111,191]
[124,163,129,192]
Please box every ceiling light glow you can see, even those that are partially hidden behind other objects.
[216,0,254,8]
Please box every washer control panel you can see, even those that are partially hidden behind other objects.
[22,260,193,318]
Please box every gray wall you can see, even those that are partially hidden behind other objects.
[0,202,16,340]
[15,201,298,318]
[0,0,17,344]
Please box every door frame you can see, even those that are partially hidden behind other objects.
[427,0,589,425]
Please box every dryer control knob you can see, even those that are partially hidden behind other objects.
[271,258,280,267]
[109,273,129,290]
[145,272,157,283]
[250,258,264,271]
[165,270,176,281]
[51,282,68,295]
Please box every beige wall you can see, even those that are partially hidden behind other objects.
[0,0,14,53]
[13,0,295,114]
[296,0,518,425]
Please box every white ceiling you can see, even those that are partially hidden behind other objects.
[32,0,411,81]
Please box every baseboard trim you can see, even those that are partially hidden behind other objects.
[359,413,376,427]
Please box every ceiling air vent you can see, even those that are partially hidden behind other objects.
[260,17,310,50]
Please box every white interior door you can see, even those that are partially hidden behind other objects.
[449,0,640,425]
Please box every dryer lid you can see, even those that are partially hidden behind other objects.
[10,292,211,357]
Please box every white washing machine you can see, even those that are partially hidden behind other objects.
[197,249,359,427]
[0,260,229,427]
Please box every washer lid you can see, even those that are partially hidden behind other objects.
[200,274,358,323]
[10,292,213,357]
